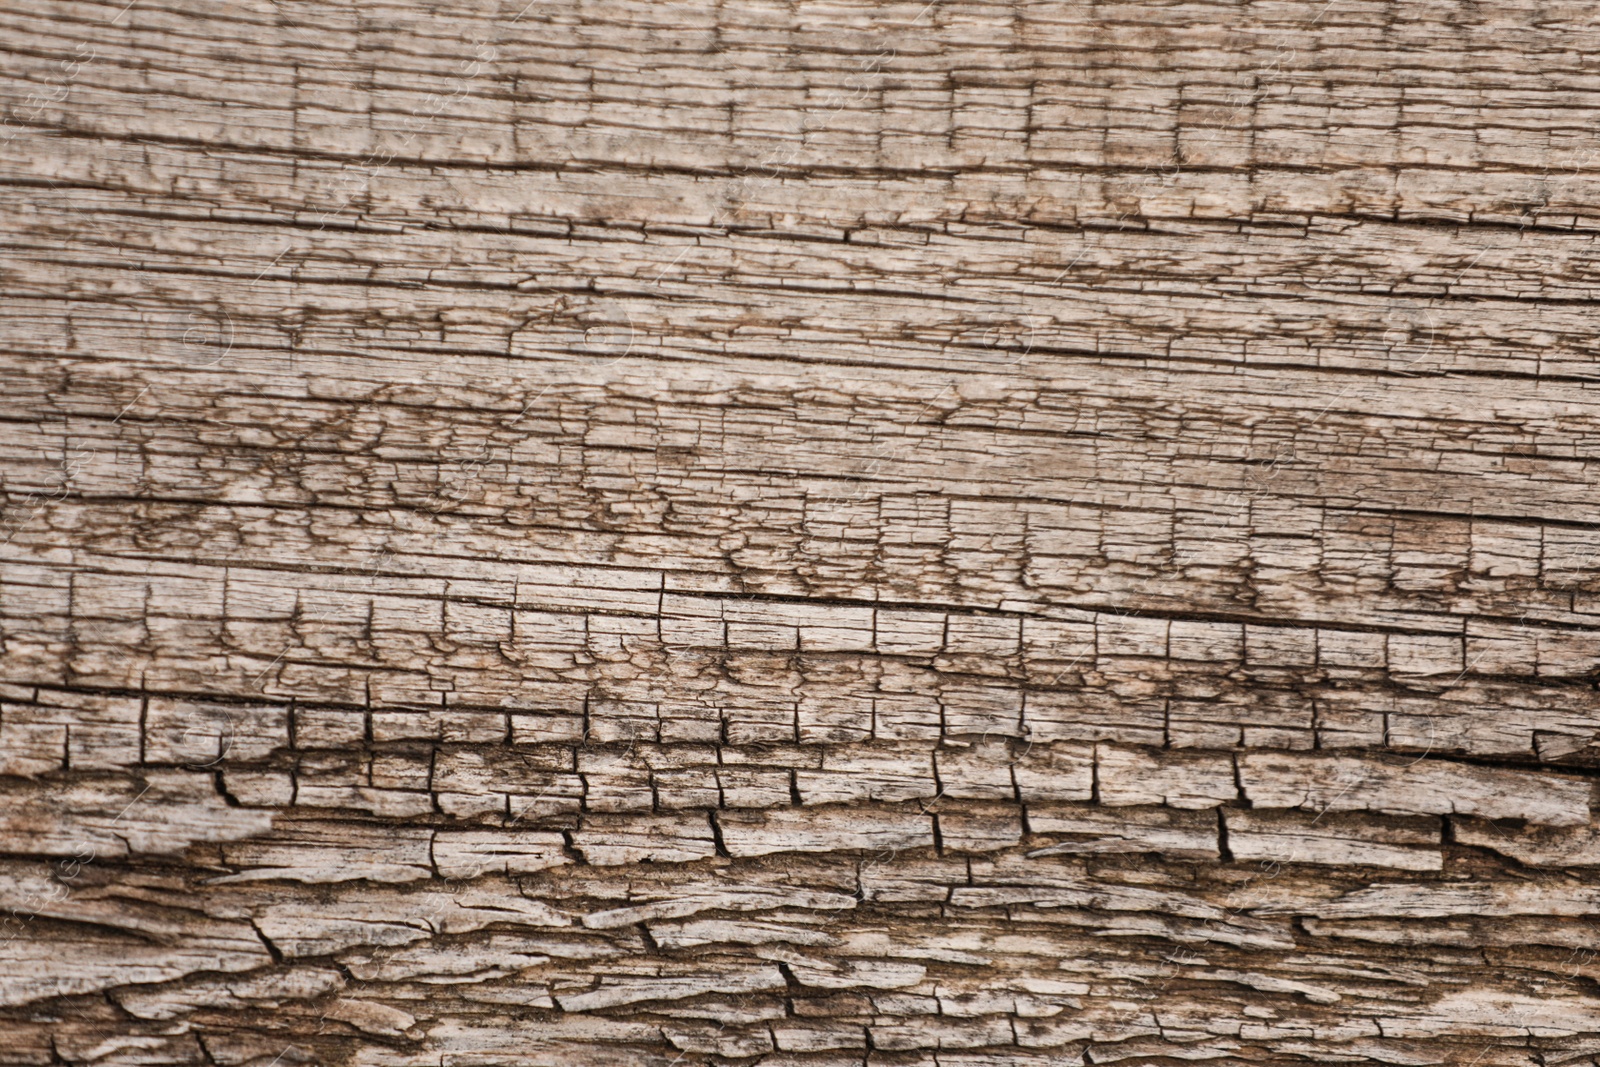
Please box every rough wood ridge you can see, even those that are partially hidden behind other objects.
[3,0,1600,1063]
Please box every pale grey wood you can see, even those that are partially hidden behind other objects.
[2,0,1600,1064]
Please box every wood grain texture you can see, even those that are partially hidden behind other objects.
[3,0,1600,1063]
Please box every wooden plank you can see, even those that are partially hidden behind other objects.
[3,0,1600,1062]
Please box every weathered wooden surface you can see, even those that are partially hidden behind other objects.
[3,0,1600,1063]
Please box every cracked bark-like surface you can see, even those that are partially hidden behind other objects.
[4,0,1600,1063]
